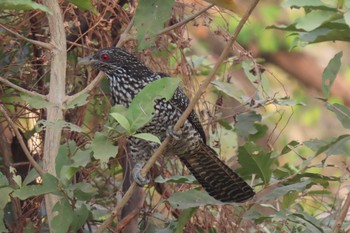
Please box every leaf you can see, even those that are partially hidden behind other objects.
[304,135,350,156]
[322,51,342,98]
[13,173,59,200]
[91,132,118,164]
[133,133,161,144]
[235,111,262,138]
[68,0,98,15]
[36,119,83,133]
[281,140,300,155]
[71,204,90,231]
[65,92,89,109]
[174,207,197,233]
[20,94,54,109]
[0,0,51,13]
[259,180,311,201]
[155,175,197,184]
[211,80,245,103]
[237,142,275,184]
[168,189,224,209]
[295,10,335,31]
[56,142,75,178]
[68,183,97,201]
[126,77,180,132]
[133,0,175,49]
[345,11,350,29]
[23,167,39,185]
[282,0,337,10]
[51,198,74,233]
[110,112,131,132]
[290,213,324,233]
[326,103,350,129]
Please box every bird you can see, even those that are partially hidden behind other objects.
[81,47,255,203]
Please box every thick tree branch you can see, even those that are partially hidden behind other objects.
[0,76,46,99]
[97,1,260,231]
[0,23,54,50]
[0,105,44,176]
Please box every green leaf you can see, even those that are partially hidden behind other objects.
[295,10,335,31]
[69,182,98,201]
[290,212,324,233]
[36,119,83,133]
[126,77,180,132]
[168,189,224,209]
[71,204,90,231]
[237,142,275,184]
[174,207,197,233]
[133,0,175,49]
[211,80,245,102]
[155,175,197,184]
[13,173,59,200]
[282,0,337,10]
[56,142,75,178]
[68,0,97,15]
[259,180,311,201]
[304,135,350,156]
[0,172,9,186]
[322,51,342,98]
[51,198,74,233]
[344,11,350,29]
[0,187,12,232]
[23,167,39,185]
[91,132,118,164]
[133,133,161,144]
[235,111,262,138]
[65,92,89,109]
[20,94,54,109]
[281,140,300,155]
[0,0,51,13]
[110,112,131,132]
[326,103,350,129]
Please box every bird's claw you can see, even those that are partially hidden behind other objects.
[133,162,149,186]
[166,126,183,140]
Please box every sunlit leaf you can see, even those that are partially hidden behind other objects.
[322,51,342,99]
[65,92,89,109]
[21,94,54,109]
[110,112,131,132]
[155,175,197,184]
[259,180,311,201]
[326,103,350,129]
[211,80,245,103]
[68,0,98,14]
[133,133,161,144]
[295,10,335,31]
[36,119,83,133]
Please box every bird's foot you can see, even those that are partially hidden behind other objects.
[166,126,183,140]
[133,162,149,186]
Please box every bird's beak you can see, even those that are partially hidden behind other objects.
[78,55,96,66]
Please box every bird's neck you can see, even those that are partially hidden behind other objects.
[106,67,159,107]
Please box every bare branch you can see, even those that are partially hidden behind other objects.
[96,1,260,231]
[158,4,214,36]
[0,105,44,176]
[332,191,350,233]
[0,76,46,99]
[0,24,54,50]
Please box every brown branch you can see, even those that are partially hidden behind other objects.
[96,1,260,232]
[0,23,54,50]
[0,76,46,99]
[0,105,44,176]
[332,191,350,233]
[158,4,214,35]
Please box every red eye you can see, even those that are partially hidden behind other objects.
[101,53,109,61]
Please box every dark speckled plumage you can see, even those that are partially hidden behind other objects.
[86,47,255,203]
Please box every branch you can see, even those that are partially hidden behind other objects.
[158,4,214,36]
[96,0,260,231]
[332,191,350,233]
[0,105,44,176]
[0,24,54,50]
[0,76,46,99]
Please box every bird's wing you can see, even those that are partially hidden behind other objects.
[157,73,207,144]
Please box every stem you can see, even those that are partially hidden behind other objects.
[41,0,67,231]
[0,76,46,99]
[332,191,350,233]
[96,0,260,231]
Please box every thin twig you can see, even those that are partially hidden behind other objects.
[0,105,44,176]
[0,24,54,50]
[158,4,214,35]
[64,18,135,105]
[0,76,46,99]
[96,1,260,232]
[332,191,350,233]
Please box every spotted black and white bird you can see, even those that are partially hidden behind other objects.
[81,47,255,203]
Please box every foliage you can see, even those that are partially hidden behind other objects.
[0,0,350,232]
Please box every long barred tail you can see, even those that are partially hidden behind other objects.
[179,144,255,203]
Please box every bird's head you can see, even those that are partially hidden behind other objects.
[79,47,147,75]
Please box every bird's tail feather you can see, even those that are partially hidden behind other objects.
[178,144,255,203]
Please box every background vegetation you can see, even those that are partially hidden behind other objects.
[0,0,350,232]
